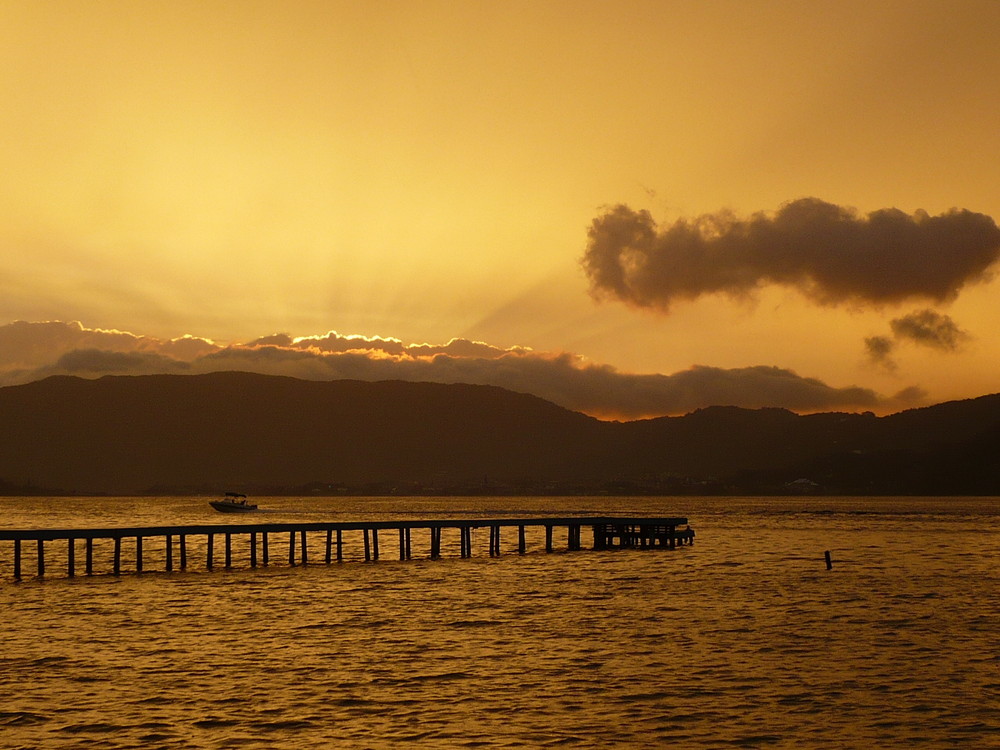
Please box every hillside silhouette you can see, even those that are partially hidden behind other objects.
[1,371,999,495]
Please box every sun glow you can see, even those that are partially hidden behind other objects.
[1,1,999,410]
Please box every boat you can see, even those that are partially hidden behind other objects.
[209,492,259,513]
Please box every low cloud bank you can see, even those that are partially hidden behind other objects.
[583,198,1000,310]
[0,320,914,418]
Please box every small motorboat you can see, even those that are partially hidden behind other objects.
[209,492,259,513]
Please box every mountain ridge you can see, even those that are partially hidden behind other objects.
[1,371,998,495]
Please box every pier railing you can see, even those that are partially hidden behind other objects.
[0,516,693,581]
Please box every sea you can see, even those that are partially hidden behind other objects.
[0,495,997,749]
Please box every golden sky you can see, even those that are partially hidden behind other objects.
[2,0,1000,416]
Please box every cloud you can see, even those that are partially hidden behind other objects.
[865,309,969,370]
[583,198,1000,310]
[864,335,897,371]
[0,320,908,418]
[250,330,528,360]
[49,348,190,376]
[0,320,216,370]
[889,309,969,351]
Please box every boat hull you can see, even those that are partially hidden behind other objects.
[209,500,259,513]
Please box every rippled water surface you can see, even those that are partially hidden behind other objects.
[1,496,998,748]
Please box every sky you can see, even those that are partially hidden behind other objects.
[3,0,1000,419]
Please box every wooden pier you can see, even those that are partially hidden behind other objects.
[0,516,693,581]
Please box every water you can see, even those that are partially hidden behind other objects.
[1,496,997,748]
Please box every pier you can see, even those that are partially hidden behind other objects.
[0,516,693,581]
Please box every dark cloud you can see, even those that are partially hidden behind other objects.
[0,320,910,418]
[247,333,294,347]
[865,309,969,371]
[0,320,216,369]
[405,338,524,359]
[291,332,408,355]
[43,349,190,377]
[429,358,886,417]
[889,309,968,351]
[190,348,888,416]
[268,331,522,359]
[864,335,897,370]
[891,385,929,406]
[583,198,1000,310]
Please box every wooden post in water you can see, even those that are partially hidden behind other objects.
[136,536,143,573]
[165,535,173,572]
[825,550,832,570]
[179,535,187,570]
[225,533,232,569]
[398,529,406,561]
[113,537,122,575]
[13,539,21,580]
[67,538,75,578]
[250,532,257,568]
[37,539,44,577]
[336,529,343,562]
[372,529,379,560]
[325,529,333,564]
[430,527,440,559]
[300,530,308,565]
[288,530,296,566]
[86,537,94,575]
[262,532,269,566]
[518,525,526,555]
[206,533,214,570]
[363,529,371,561]
[405,528,411,560]
[545,525,553,553]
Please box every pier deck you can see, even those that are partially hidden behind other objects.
[0,516,693,580]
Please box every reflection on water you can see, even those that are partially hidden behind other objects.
[0,496,997,748]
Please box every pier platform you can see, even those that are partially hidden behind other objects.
[0,516,693,580]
